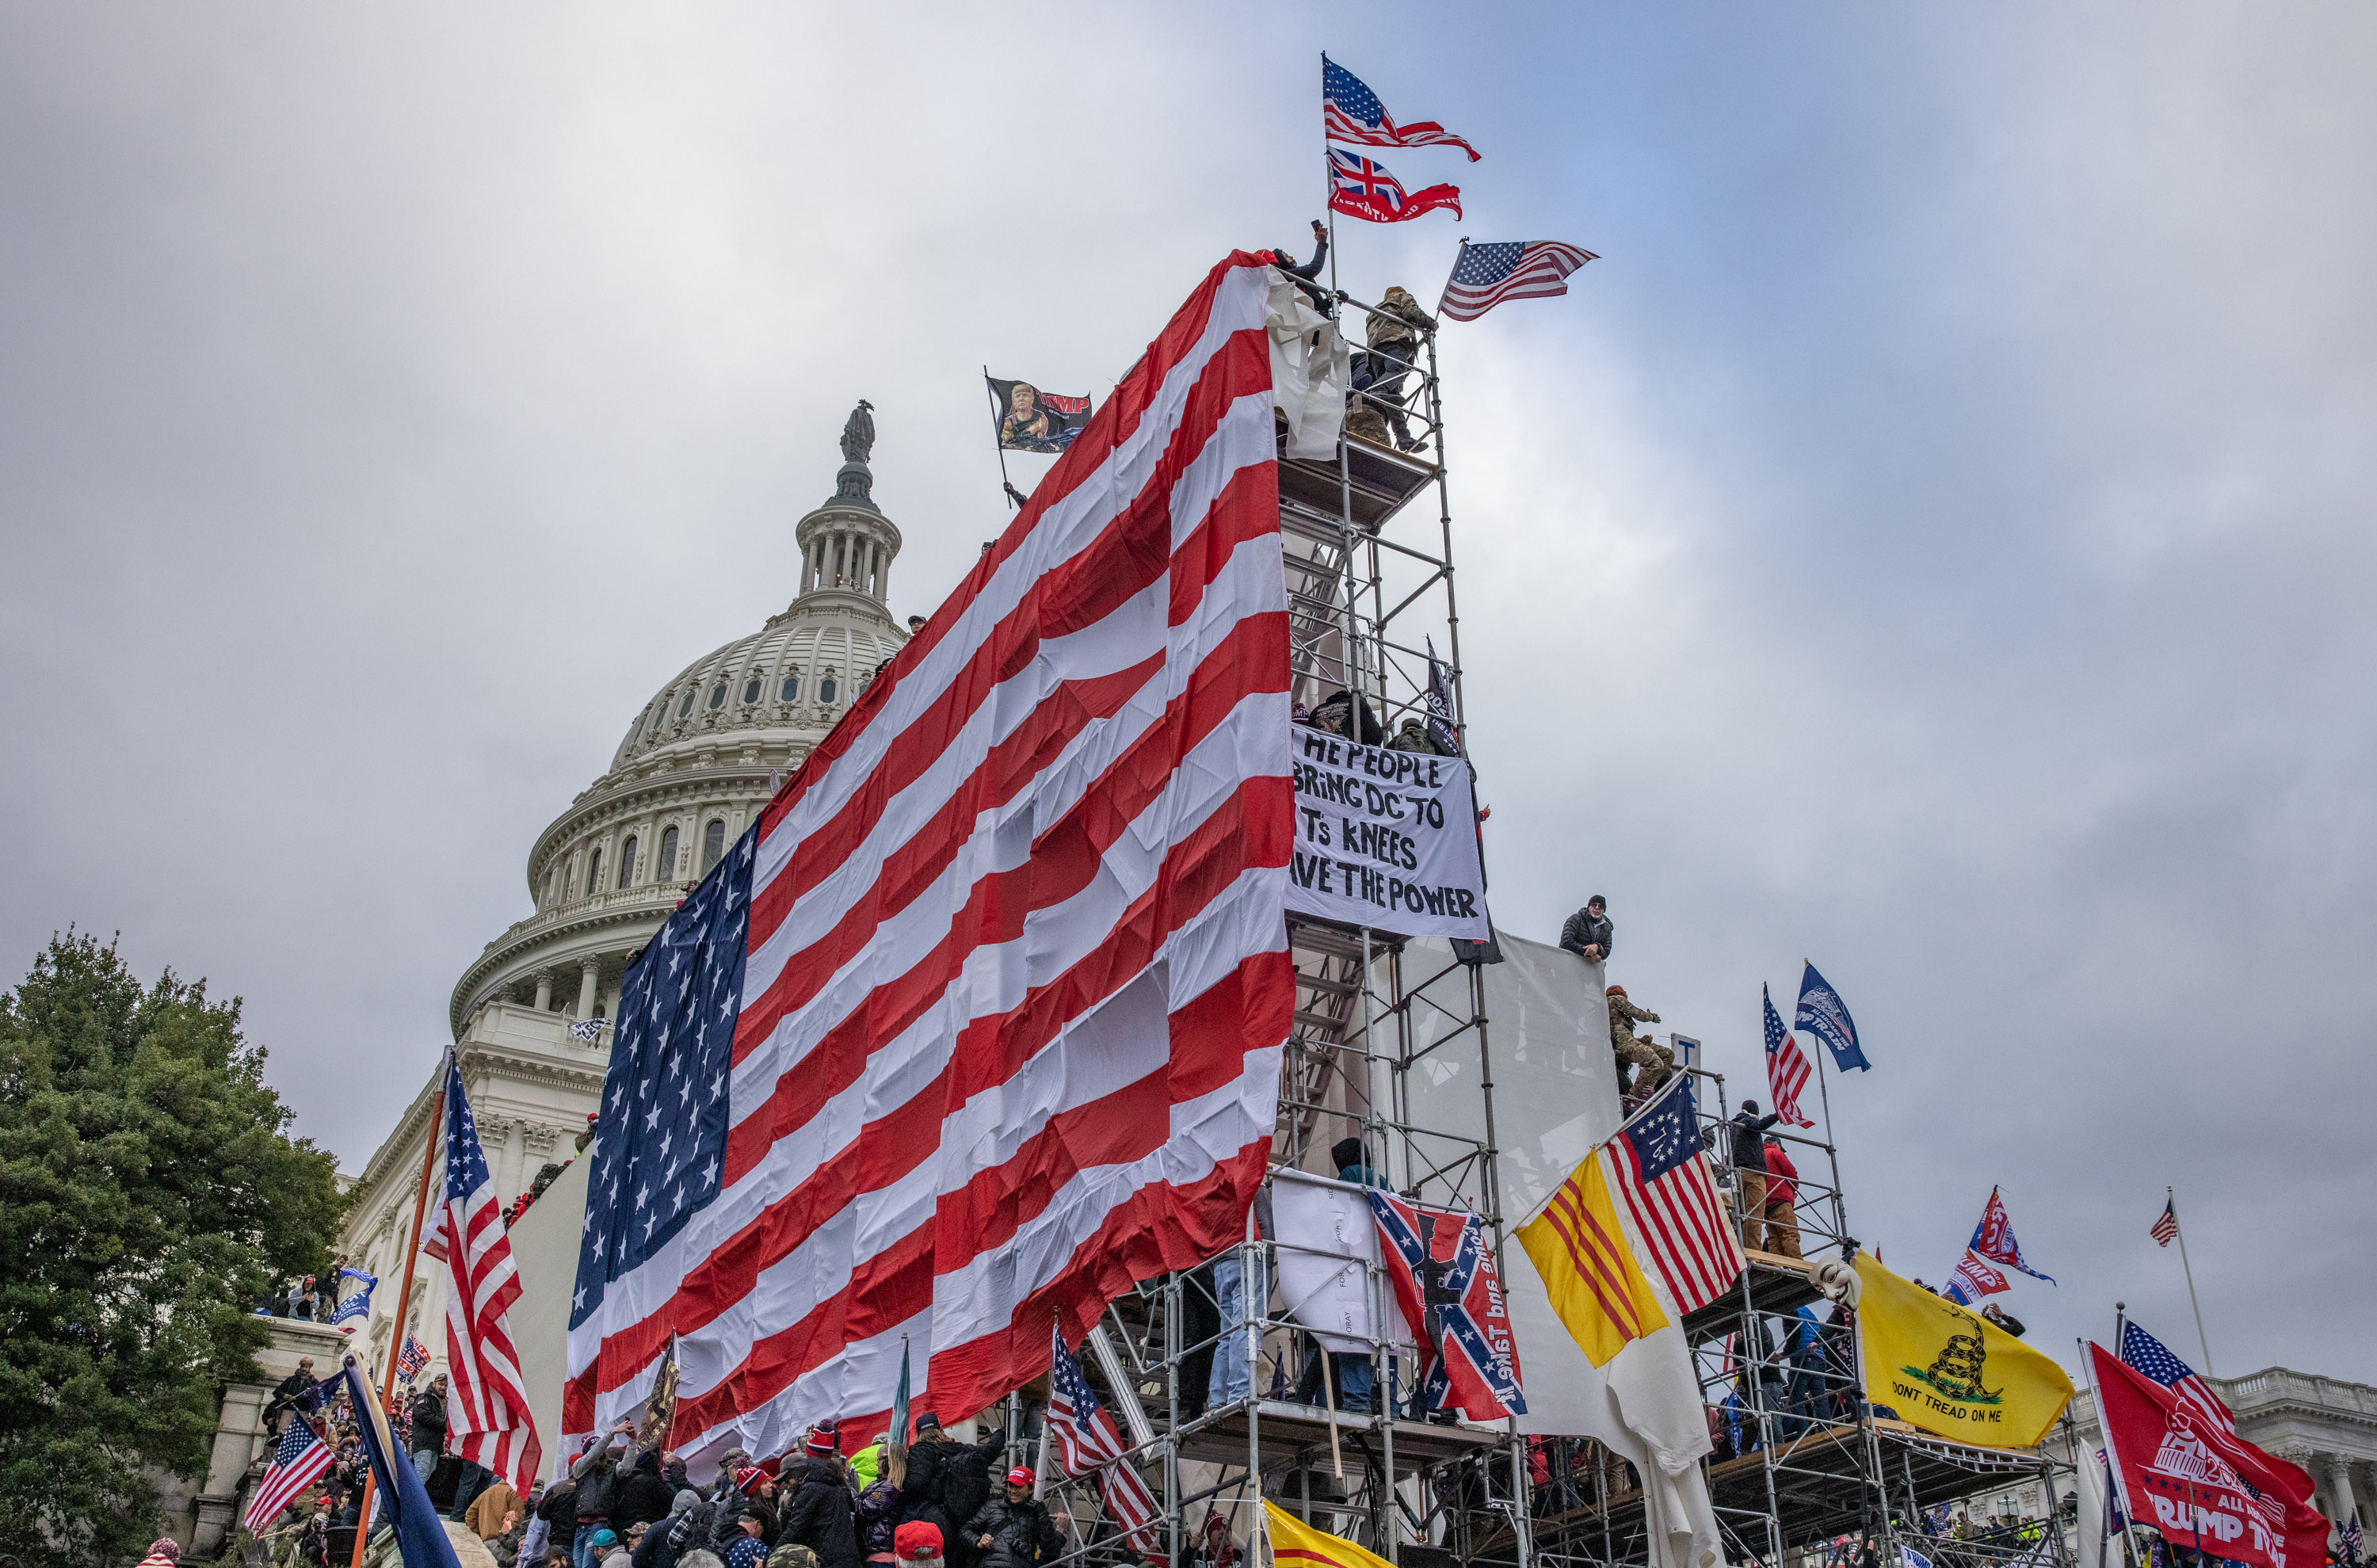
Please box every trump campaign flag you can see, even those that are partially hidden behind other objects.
[2090,1343,2326,1568]
[1794,963,1868,1071]
[1968,1186,2055,1284]
[566,253,1296,1464]
[1365,1191,1524,1420]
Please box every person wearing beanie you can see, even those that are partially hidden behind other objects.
[1329,1138,1383,1189]
[779,1437,860,1568]
[965,1468,1059,1568]
[1726,1101,1783,1247]
[1560,896,1613,965]
[138,1539,182,1568]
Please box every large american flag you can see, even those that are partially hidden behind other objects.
[566,253,1295,1467]
[1603,1077,1744,1314]
[1761,984,1814,1129]
[1437,242,1598,323]
[1322,56,1478,162]
[424,1055,543,1493]
[242,1416,334,1531]
[1327,150,1461,226]
[1047,1326,1160,1559]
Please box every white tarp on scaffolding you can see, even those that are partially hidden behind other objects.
[1398,931,1725,1568]
[1269,1168,1417,1357]
[1264,265,1351,459]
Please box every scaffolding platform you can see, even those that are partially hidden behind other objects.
[1277,425,1440,536]
[1680,1251,1827,1344]
[1175,1401,1505,1472]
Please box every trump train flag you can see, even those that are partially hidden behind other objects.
[1852,1253,2072,1448]
[1794,963,1868,1071]
[2091,1342,2326,1568]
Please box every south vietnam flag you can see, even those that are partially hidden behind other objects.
[1515,1150,1669,1367]
[1264,1501,1393,1568]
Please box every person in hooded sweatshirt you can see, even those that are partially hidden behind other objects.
[776,1429,860,1568]
[612,1448,682,1535]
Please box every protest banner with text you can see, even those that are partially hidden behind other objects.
[1287,724,1490,940]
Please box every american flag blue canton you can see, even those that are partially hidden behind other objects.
[2120,1322,2207,1398]
[444,1053,493,1200]
[1322,57,1387,129]
[571,825,757,1330]
[1435,241,1597,324]
[1620,1077,1701,1185]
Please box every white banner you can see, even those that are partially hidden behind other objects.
[1285,725,1490,939]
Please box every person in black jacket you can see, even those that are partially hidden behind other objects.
[409,1375,450,1483]
[613,1450,681,1535]
[265,1359,319,1434]
[1268,221,1334,317]
[899,1417,1005,1568]
[965,1470,1059,1568]
[1726,1103,1782,1249]
[777,1447,860,1568]
[1559,898,1612,965]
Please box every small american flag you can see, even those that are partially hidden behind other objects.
[2341,1511,2361,1565]
[2119,1321,2237,1445]
[2151,1197,2180,1248]
[243,1416,334,1531]
[1322,56,1478,162]
[396,1334,432,1382]
[1762,985,1814,1129]
[423,1055,543,1494]
[1047,1326,1159,1560]
[1327,150,1461,226]
[1437,241,1598,323]
[1604,1076,1744,1313]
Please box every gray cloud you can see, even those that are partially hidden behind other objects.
[2,3,2369,1381]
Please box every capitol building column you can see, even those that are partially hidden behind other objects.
[532,971,553,1013]
[576,958,601,1020]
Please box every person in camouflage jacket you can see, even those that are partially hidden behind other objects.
[1605,984,1673,1097]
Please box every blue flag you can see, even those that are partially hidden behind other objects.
[1794,962,1868,1071]
[340,1356,463,1568]
[330,1265,377,1326]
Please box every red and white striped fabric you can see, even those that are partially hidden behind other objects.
[564,252,1296,1465]
[1602,1079,1745,1315]
[425,1055,544,1493]
[1761,984,1814,1130]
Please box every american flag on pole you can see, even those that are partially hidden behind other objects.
[1322,56,1479,162]
[1327,150,1461,225]
[1602,1077,1744,1314]
[1047,1326,1160,1560]
[565,253,1294,1465]
[396,1334,432,1383]
[242,1416,334,1531]
[2151,1197,2180,1248]
[1762,984,1814,1129]
[423,1055,543,1494]
[1437,242,1599,323]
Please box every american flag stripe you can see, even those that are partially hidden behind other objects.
[2151,1200,2180,1248]
[567,253,1293,1463]
[429,1058,544,1494]
[243,1422,334,1530]
[1763,984,1815,1130]
[1604,1084,1744,1315]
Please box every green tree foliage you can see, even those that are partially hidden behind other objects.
[0,932,348,1568]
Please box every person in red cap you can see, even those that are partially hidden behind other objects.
[778,1428,860,1568]
[963,1468,1059,1568]
[892,1523,943,1568]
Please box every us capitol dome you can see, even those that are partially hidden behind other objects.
[334,405,914,1373]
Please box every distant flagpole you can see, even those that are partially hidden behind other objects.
[2168,1186,2215,1375]
[349,1052,449,1568]
[1805,962,1838,1151]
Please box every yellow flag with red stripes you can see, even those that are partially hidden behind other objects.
[1263,1501,1394,1568]
[1514,1147,1670,1368]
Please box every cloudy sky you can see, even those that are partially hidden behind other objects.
[3,4,2371,1383]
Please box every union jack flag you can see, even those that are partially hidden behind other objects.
[396,1334,432,1382]
[2151,1197,2180,1248]
[1322,56,1478,162]
[1327,150,1461,226]
[1762,984,1814,1128]
[1365,1191,1525,1420]
[1047,1326,1159,1561]
[242,1414,334,1531]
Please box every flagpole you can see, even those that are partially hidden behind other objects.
[984,368,1023,509]
[349,1054,450,1568]
[1803,961,1839,1153]
[2169,1187,2215,1375]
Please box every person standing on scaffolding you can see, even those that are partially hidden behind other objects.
[1727,1101,1783,1249]
[1269,219,1334,315]
[1354,285,1437,452]
[1605,985,1673,1101]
